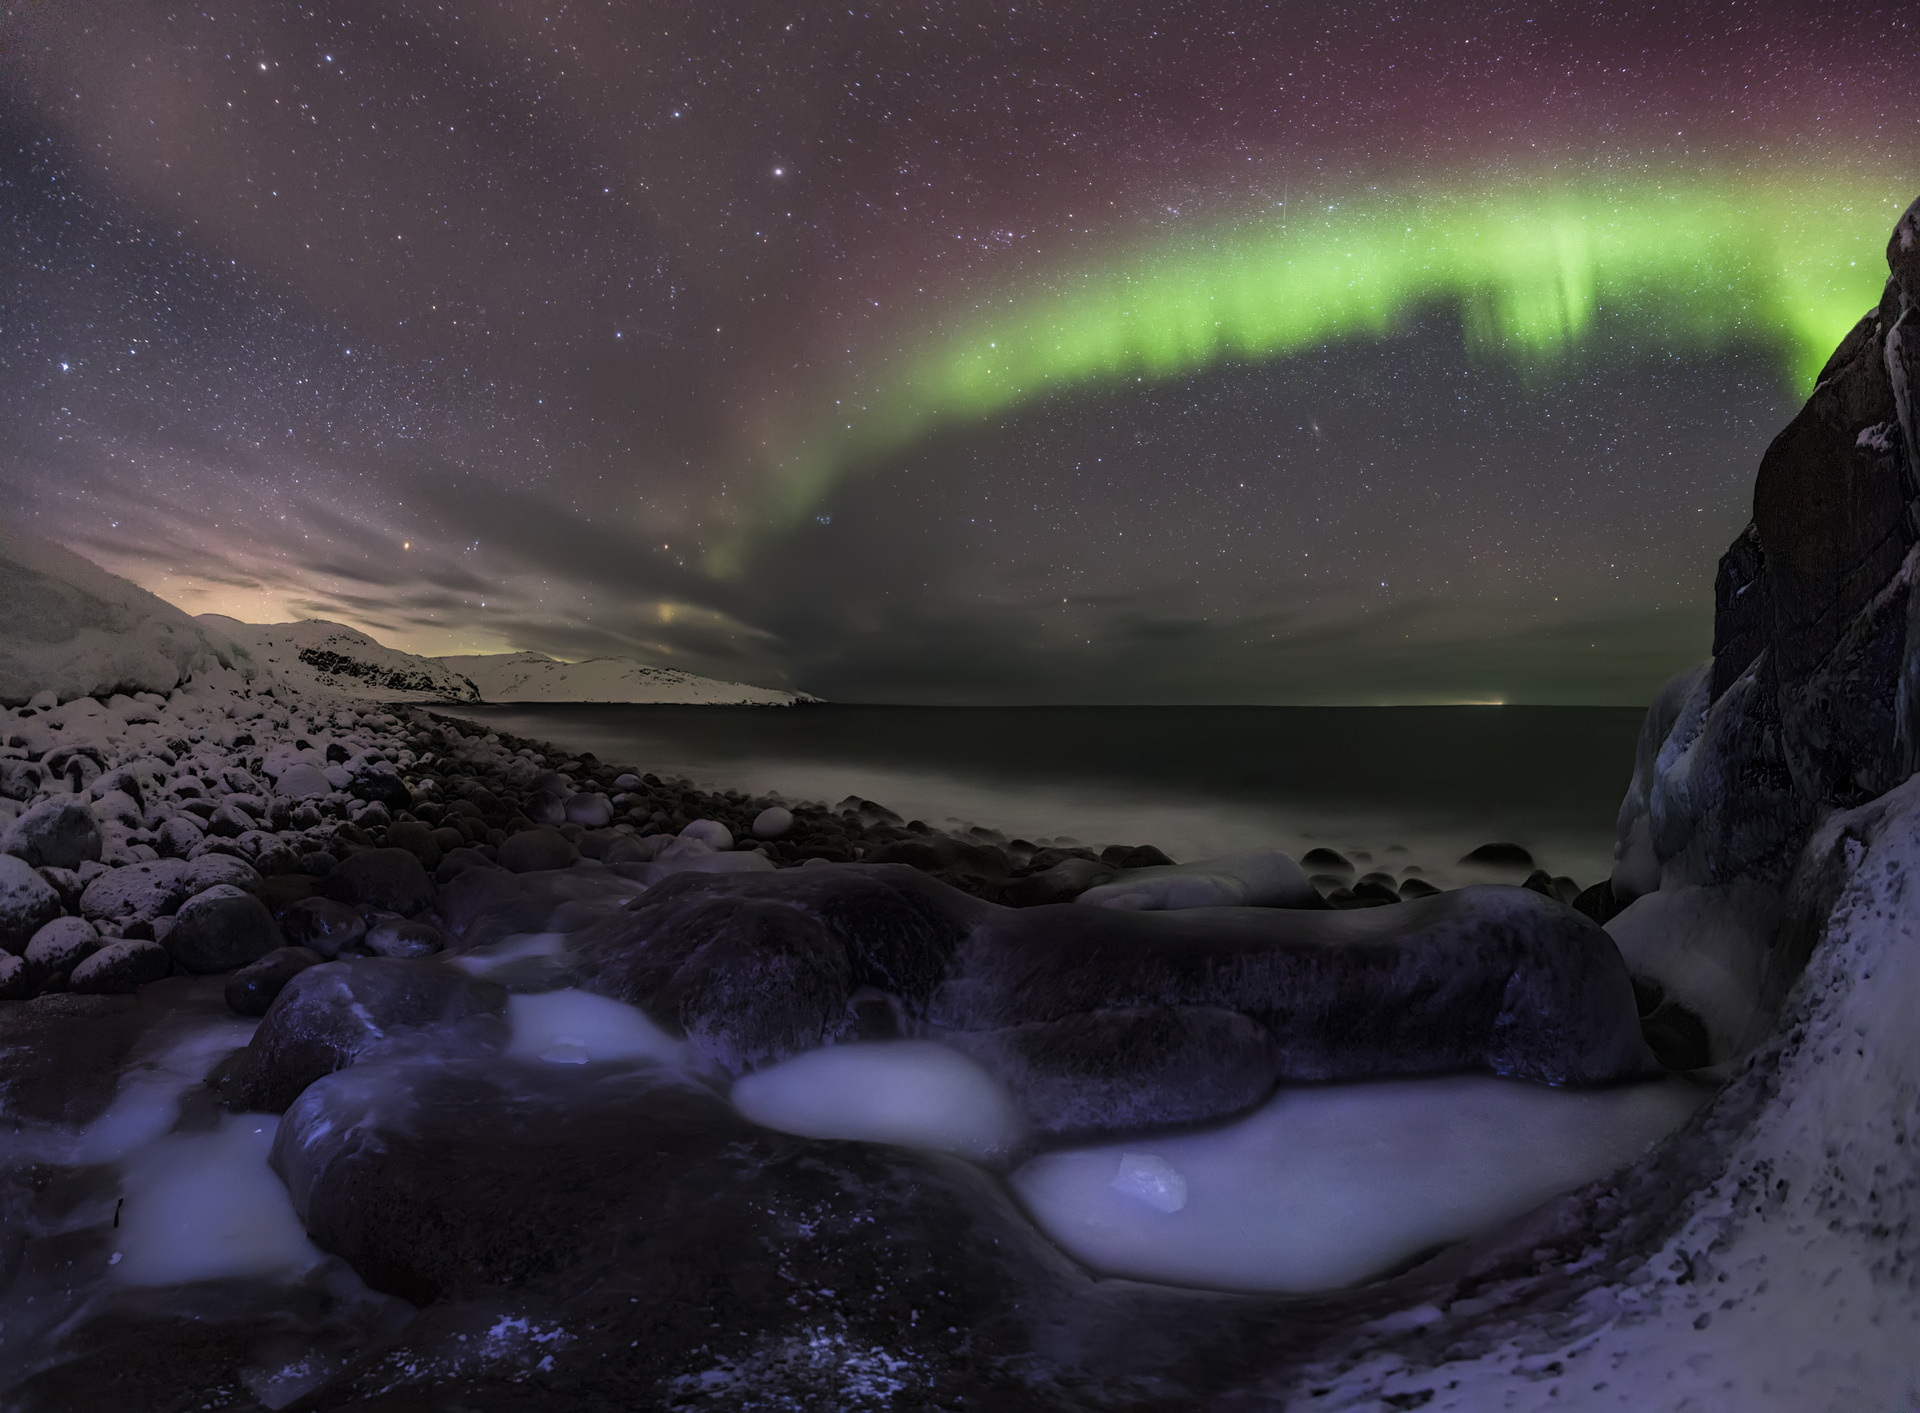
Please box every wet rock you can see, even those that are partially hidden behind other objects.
[574,864,983,1073]
[2,796,102,869]
[346,758,412,811]
[432,845,498,883]
[224,945,324,1017]
[163,884,279,973]
[565,792,613,828]
[932,885,1655,1087]
[69,938,173,994]
[0,991,144,1124]
[0,854,64,953]
[679,818,734,852]
[1397,876,1443,901]
[1299,847,1353,873]
[365,917,443,958]
[497,826,579,874]
[1352,872,1402,904]
[270,1055,1086,1408]
[751,805,794,839]
[1459,842,1534,870]
[1001,856,1115,907]
[521,789,568,826]
[949,1006,1277,1138]
[0,952,30,999]
[219,958,508,1112]
[315,847,434,916]
[381,820,443,872]
[277,896,368,959]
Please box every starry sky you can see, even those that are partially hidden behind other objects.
[3,1,1917,704]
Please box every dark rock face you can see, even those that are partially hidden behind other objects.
[0,992,144,1123]
[574,867,1649,1098]
[574,865,984,1074]
[315,847,434,916]
[932,886,1653,1088]
[270,1056,1096,1409]
[163,884,279,974]
[1678,198,1920,885]
[218,958,508,1112]
[947,1006,1278,1137]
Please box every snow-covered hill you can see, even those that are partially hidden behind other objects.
[436,650,814,705]
[0,529,255,705]
[199,617,482,702]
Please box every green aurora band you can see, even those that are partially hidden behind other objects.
[719,171,1911,572]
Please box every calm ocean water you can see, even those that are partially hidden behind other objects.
[453,704,1645,890]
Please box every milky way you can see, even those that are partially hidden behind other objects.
[2,2,1917,702]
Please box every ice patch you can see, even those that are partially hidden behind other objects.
[446,929,571,981]
[1110,1152,1188,1212]
[112,1113,325,1287]
[505,988,687,1067]
[730,1040,1025,1161]
[1013,1073,1706,1292]
[71,1014,259,1165]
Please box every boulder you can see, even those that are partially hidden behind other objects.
[0,854,64,953]
[315,847,434,916]
[224,946,324,1018]
[218,958,508,1112]
[565,792,613,828]
[69,938,172,994]
[497,826,579,874]
[0,953,29,999]
[277,896,368,958]
[77,858,192,925]
[381,820,443,872]
[275,762,331,800]
[365,917,443,959]
[2,796,102,870]
[751,805,794,839]
[164,884,279,973]
[23,915,101,985]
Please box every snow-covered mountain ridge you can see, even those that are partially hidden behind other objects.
[437,650,816,705]
[196,617,482,703]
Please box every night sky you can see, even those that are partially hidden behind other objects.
[3,2,1917,704]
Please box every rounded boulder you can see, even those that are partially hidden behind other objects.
[497,827,579,874]
[225,946,324,1017]
[70,938,173,994]
[0,855,65,954]
[315,847,434,916]
[278,896,368,959]
[2,797,102,870]
[164,884,280,974]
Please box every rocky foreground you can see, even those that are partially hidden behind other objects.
[6,197,1920,1412]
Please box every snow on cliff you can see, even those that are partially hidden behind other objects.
[437,650,814,705]
[0,529,253,706]
[198,617,481,703]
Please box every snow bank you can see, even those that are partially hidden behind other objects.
[438,650,815,705]
[0,528,252,706]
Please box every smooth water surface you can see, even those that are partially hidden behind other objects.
[453,704,1642,887]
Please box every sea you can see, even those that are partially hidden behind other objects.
[451,704,1645,892]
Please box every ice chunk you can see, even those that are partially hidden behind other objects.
[506,988,687,1068]
[1012,1073,1706,1292]
[112,1113,324,1287]
[731,1040,1025,1161]
[1111,1152,1187,1212]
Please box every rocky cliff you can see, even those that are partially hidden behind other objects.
[1608,194,1920,1062]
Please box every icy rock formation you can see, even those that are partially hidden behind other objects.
[1608,193,1920,1064]
[0,529,253,706]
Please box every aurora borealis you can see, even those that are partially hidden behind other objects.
[747,172,1911,553]
[4,1,1919,703]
